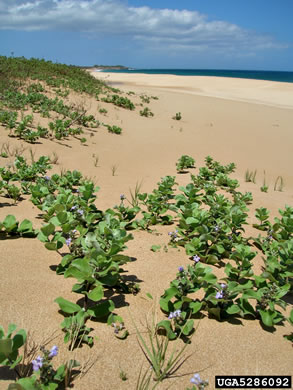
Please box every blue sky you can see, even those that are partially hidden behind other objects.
[0,0,292,70]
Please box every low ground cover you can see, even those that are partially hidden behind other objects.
[0,57,143,142]
[0,153,292,389]
[0,58,292,389]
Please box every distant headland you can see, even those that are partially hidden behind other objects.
[92,65,130,70]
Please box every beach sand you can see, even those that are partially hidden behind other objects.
[0,72,292,389]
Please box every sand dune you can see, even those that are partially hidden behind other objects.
[0,72,292,389]
[91,71,293,193]
[96,72,293,109]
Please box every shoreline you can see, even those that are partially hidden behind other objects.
[90,70,293,192]
[91,71,293,109]
[92,68,293,83]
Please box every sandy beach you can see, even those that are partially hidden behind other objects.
[98,72,293,109]
[0,71,292,389]
[91,71,293,194]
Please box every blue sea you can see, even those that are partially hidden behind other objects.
[101,69,293,83]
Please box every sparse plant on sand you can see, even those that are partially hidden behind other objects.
[173,112,182,120]
[111,164,118,176]
[140,107,154,118]
[260,170,269,192]
[1,142,13,157]
[140,95,151,104]
[176,155,195,173]
[245,169,257,183]
[93,153,99,167]
[274,176,284,191]
[132,310,191,384]
[29,147,36,164]
[119,368,128,381]
[99,108,108,115]
[50,151,59,165]
[102,94,135,110]
[107,124,122,134]
[129,181,143,207]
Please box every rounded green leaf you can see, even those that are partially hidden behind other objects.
[12,329,26,350]
[87,300,114,318]
[189,301,202,314]
[156,320,177,340]
[64,268,86,281]
[41,223,55,237]
[185,217,197,225]
[159,298,172,312]
[54,204,65,214]
[0,339,12,356]
[151,245,161,252]
[8,384,24,390]
[57,211,68,224]
[226,304,241,315]
[3,215,18,232]
[18,220,33,233]
[45,242,57,251]
[207,307,221,320]
[87,285,104,302]
[206,255,219,265]
[259,310,274,327]
[54,297,81,314]
[182,319,194,336]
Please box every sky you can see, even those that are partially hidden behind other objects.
[0,0,292,70]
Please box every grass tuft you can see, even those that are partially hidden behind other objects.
[274,176,284,191]
[245,169,257,183]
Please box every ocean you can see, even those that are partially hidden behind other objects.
[100,69,293,83]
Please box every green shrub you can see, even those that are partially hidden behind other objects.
[107,125,122,135]
[176,155,195,172]
[140,107,154,117]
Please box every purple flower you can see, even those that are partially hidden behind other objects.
[178,266,184,273]
[44,175,50,181]
[66,237,72,246]
[214,225,220,232]
[190,373,202,385]
[49,345,58,358]
[220,283,227,290]
[215,291,223,299]
[193,255,200,263]
[120,194,125,201]
[168,310,181,320]
[71,205,77,211]
[32,356,43,371]
[77,209,84,216]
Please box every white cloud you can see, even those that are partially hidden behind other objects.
[0,0,286,53]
